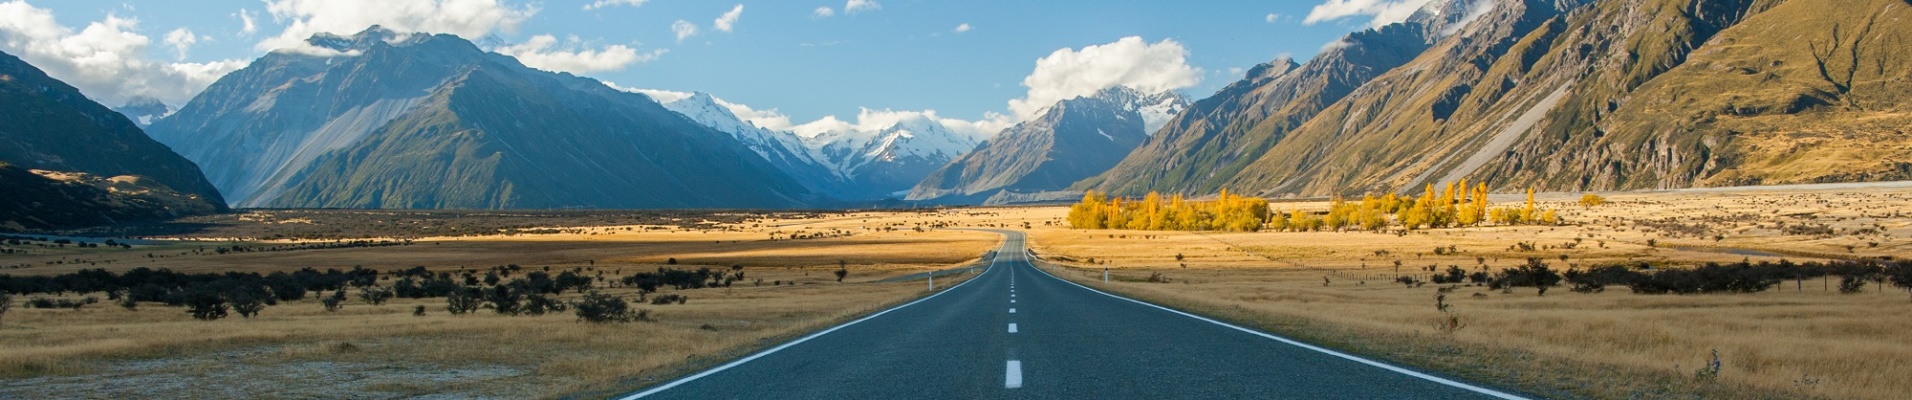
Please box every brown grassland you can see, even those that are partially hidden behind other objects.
[4,184,1911,398]
[0,211,1000,398]
[1020,184,1912,399]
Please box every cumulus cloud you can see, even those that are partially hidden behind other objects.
[713,5,743,33]
[582,0,646,11]
[1006,36,1202,120]
[812,6,835,18]
[235,8,257,35]
[0,1,247,107]
[953,23,971,33]
[1265,13,1278,23]
[493,34,662,74]
[257,0,537,54]
[162,27,199,60]
[670,20,697,43]
[1303,0,1436,28]
[844,0,880,14]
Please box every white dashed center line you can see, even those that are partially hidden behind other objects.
[1008,323,1018,333]
[1005,360,1023,389]
[1009,308,1016,313]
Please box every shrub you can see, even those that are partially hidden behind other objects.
[0,292,10,327]
[357,286,394,305]
[413,305,427,316]
[574,292,642,323]
[524,293,566,315]
[650,294,688,305]
[231,290,267,319]
[1890,262,1912,301]
[185,287,229,321]
[1490,258,1562,296]
[485,285,523,315]
[319,289,346,312]
[1839,275,1868,294]
[446,286,483,315]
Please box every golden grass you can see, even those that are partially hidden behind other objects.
[0,217,999,398]
[1021,186,1912,399]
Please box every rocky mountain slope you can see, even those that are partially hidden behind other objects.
[1082,0,1907,198]
[0,49,225,230]
[909,87,1187,204]
[148,27,815,209]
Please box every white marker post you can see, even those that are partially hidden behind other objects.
[1103,268,1109,283]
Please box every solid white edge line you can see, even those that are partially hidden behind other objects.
[1026,256,1529,400]
[1005,360,1023,389]
[618,253,1000,399]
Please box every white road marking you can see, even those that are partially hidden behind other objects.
[619,256,1000,399]
[1010,299,1016,303]
[1027,260,1530,400]
[1005,361,1023,389]
[1008,323,1018,333]
[1009,308,1016,313]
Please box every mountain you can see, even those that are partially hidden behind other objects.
[0,49,226,229]
[1076,1,1457,196]
[640,91,852,196]
[1081,0,1909,198]
[112,96,172,127]
[0,164,219,232]
[803,116,984,199]
[909,87,1188,204]
[147,27,816,209]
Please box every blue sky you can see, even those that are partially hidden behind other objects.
[1,0,1432,132]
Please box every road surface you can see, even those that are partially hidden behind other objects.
[621,230,1526,399]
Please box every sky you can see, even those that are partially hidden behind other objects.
[0,0,1442,136]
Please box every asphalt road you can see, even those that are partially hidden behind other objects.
[621,230,1526,399]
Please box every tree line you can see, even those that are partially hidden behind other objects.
[1067,189,1271,232]
[1067,180,1563,232]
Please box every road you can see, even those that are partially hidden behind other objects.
[620,230,1526,399]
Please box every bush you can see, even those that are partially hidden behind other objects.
[573,292,642,323]
[413,305,427,316]
[650,294,688,305]
[358,286,394,305]
[0,292,10,327]
[231,290,267,319]
[1490,258,1562,296]
[320,289,346,312]
[446,286,483,315]
[524,293,566,315]
[184,287,229,321]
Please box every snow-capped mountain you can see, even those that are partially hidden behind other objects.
[640,90,985,200]
[907,86,1188,204]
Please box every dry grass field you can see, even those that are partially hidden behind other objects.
[0,212,1000,398]
[4,185,1910,398]
[1018,184,1912,399]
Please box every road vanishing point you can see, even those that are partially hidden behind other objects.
[620,230,1529,399]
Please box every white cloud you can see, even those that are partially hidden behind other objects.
[812,6,835,18]
[844,0,880,14]
[162,27,199,60]
[1265,13,1278,23]
[235,8,258,36]
[953,23,971,33]
[494,34,662,74]
[0,1,247,107]
[713,5,743,33]
[582,0,646,11]
[1303,0,1435,28]
[257,0,537,54]
[670,19,697,43]
[1319,37,1351,53]
[1006,36,1201,120]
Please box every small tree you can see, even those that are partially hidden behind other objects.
[1578,194,1607,209]
[358,286,394,306]
[1889,262,1912,301]
[0,292,11,327]
[573,292,641,323]
[446,286,483,315]
[231,291,266,319]
[320,289,346,312]
[185,288,230,321]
